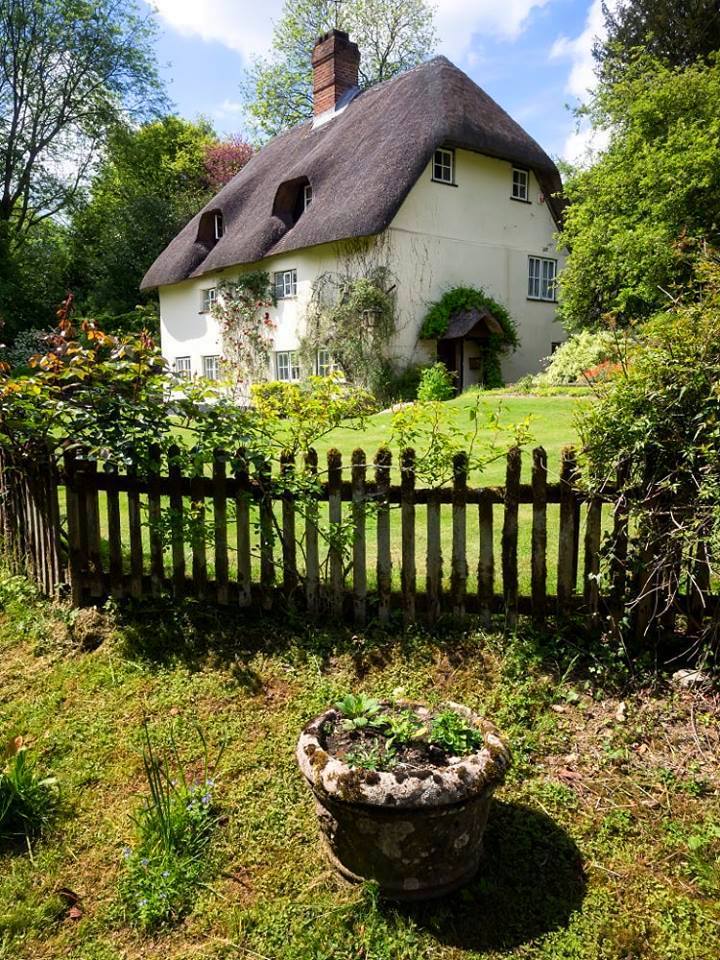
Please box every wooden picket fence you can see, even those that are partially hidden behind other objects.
[0,441,635,631]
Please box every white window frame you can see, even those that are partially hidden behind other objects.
[214,212,224,240]
[174,356,192,380]
[315,347,337,377]
[528,256,558,302]
[202,355,221,380]
[201,287,217,313]
[303,184,313,210]
[274,269,298,299]
[275,350,301,382]
[511,167,529,201]
[432,147,455,185]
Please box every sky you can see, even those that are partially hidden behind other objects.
[140,0,611,164]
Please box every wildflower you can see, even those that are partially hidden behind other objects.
[201,793,211,806]
[122,846,132,860]
[162,870,170,878]
[141,857,149,867]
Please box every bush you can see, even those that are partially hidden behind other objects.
[417,362,456,401]
[537,331,618,385]
[0,739,58,842]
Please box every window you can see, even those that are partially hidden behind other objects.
[276,351,300,382]
[175,356,191,379]
[528,256,557,301]
[512,167,529,201]
[432,148,455,184]
[202,287,217,312]
[316,348,337,376]
[202,355,220,380]
[303,184,313,210]
[274,269,297,299]
[214,211,224,240]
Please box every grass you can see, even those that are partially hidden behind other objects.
[0,573,718,959]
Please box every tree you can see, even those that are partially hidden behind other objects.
[243,0,436,139]
[71,117,218,319]
[203,136,254,192]
[557,54,720,332]
[595,0,720,78]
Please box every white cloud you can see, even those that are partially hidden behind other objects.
[436,0,551,60]
[152,0,283,59]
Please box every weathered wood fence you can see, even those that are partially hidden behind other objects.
[0,442,637,631]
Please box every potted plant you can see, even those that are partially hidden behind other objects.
[296,694,511,900]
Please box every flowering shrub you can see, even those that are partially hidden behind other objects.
[212,271,275,387]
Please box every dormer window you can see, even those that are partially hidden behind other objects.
[432,148,455,185]
[214,211,224,239]
[512,167,529,202]
[273,177,313,228]
[197,208,224,247]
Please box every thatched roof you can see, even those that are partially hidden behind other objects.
[443,308,504,339]
[141,57,564,291]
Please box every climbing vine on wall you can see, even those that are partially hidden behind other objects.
[212,271,276,385]
[420,287,519,388]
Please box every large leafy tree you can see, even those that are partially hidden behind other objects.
[243,0,437,139]
[557,54,720,332]
[70,117,221,319]
[595,0,720,79]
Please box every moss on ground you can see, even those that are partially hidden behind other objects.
[0,578,718,959]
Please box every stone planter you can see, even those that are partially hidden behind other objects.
[296,702,511,901]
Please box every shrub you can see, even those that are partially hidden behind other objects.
[537,331,619,385]
[0,739,58,843]
[119,724,222,930]
[416,362,455,401]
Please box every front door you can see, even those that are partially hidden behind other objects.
[437,339,461,394]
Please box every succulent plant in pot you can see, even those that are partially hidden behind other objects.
[296,695,511,901]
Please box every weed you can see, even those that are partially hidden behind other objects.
[0,738,58,844]
[345,743,390,771]
[428,709,483,755]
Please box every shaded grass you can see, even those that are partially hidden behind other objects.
[0,580,717,959]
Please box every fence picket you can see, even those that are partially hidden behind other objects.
[502,447,521,629]
[190,467,207,601]
[351,449,367,626]
[328,449,344,618]
[213,450,229,605]
[401,449,416,625]
[148,445,164,598]
[168,445,186,598]
[557,446,578,613]
[375,448,392,624]
[84,458,103,599]
[126,463,144,599]
[451,452,468,619]
[583,496,602,618]
[280,451,297,604]
[235,448,252,609]
[531,447,548,626]
[478,490,494,628]
[304,449,320,614]
[426,490,442,624]
[258,458,274,611]
[106,464,123,599]
[63,450,83,605]
[610,462,630,621]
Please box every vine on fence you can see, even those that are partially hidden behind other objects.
[211,271,276,387]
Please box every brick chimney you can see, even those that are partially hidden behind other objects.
[311,30,360,116]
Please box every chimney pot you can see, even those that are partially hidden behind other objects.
[311,29,360,116]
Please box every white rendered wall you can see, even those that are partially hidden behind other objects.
[158,148,566,386]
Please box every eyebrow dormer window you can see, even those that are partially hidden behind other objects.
[273,177,312,228]
[197,208,224,247]
[303,184,313,210]
[214,212,224,239]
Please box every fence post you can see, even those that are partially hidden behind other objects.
[63,449,83,605]
[168,444,186,599]
[126,461,144,599]
[401,449,416,626]
[190,461,207,602]
[351,449,367,627]
[426,487,442,625]
[213,449,229,605]
[44,448,64,595]
[84,457,104,599]
[531,446,548,626]
[148,444,165,598]
[557,446,578,614]
[105,462,124,600]
[502,447,521,629]
[478,490,494,628]
[451,452,468,620]
[234,448,252,609]
[280,450,297,605]
[258,457,274,611]
[305,449,320,615]
[583,493,602,621]
[375,448,392,625]
[327,449,344,618]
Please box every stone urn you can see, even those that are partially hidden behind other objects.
[296,702,511,901]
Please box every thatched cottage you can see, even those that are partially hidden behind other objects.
[142,30,565,390]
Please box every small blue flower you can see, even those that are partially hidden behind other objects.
[162,870,170,878]
[205,778,215,788]
[201,793,211,806]
[122,846,132,860]
[141,857,149,867]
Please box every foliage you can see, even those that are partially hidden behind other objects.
[537,331,620,385]
[202,135,254,191]
[242,0,436,139]
[119,723,221,930]
[0,737,58,843]
[595,0,720,80]
[383,709,427,751]
[578,252,720,658]
[420,286,518,388]
[300,267,398,396]
[212,271,276,386]
[71,117,217,317]
[372,362,424,404]
[428,710,483,755]
[334,693,383,731]
[416,361,456,401]
[3,329,49,370]
[558,54,720,332]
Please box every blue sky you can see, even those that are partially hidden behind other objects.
[141,0,607,163]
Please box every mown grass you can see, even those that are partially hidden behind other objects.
[0,574,717,959]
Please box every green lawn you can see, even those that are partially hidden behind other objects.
[0,579,717,959]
